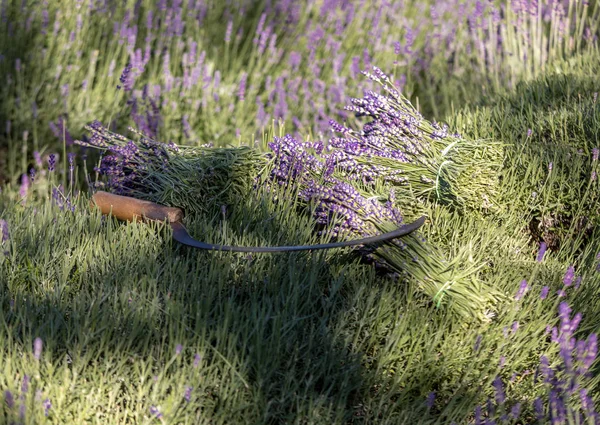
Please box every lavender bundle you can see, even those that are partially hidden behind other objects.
[76,121,267,216]
[325,67,503,214]
[265,134,501,321]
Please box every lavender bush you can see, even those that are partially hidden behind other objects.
[1,0,598,180]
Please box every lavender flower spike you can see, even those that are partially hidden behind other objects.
[0,219,9,243]
[34,337,43,360]
[563,265,575,286]
[536,241,547,262]
[515,279,528,300]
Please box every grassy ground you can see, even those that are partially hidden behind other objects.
[1,52,600,423]
[2,0,600,423]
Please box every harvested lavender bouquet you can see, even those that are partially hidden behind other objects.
[78,121,268,217]
[327,67,503,214]
[265,134,501,321]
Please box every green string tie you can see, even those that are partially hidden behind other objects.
[433,280,455,308]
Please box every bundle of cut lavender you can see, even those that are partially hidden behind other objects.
[78,121,268,217]
[265,134,501,321]
[325,67,503,214]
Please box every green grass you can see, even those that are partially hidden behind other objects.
[2,53,600,423]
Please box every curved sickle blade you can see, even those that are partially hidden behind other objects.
[170,216,427,253]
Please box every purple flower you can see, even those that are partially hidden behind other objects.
[534,397,544,420]
[511,321,519,334]
[118,63,133,90]
[21,375,29,394]
[149,405,162,418]
[238,72,247,101]
[527,128,532,137]
[5,390,14,408]
[515,279,528,300]
[510,402,521,419]
[548,162,553,172]
[474,405,482,425]
[426,391,435,409]
[184,386,192,402]
[582,334,597,370]
[175,344,183,355]
[225,19,232,43]
[48,154,56,172]
[493,376,505,404]
[34,337,43,361]
[580,388,595,413]
[540,286,549,300]
[193,353,201,368]
[563,265,575,286]
[536,241,547,262]
[0,219,9,244]
[33,151,42,167]
[499,356,506,368]
[593,148,599,162]
[43,398,51,416]
[19,173,29,199]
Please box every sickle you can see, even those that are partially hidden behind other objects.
[92,191,426,253]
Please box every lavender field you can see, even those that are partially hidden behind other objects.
[1,0,600,424]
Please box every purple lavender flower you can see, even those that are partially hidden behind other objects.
[582,334,597,370]
[510,402,521,419]
[48,154,56,172]
[474,405,482,425]
[184,386,192,402]
[548,162,553,172]
[534,397,544,420]
[193,353,201,368]
[563,265,575,286]
[580,388,595,414]
[68,152,75,171]
[426,391,435,409]
[175,344,183,355]
[540,286,550,300]
[515,279,528,300]
[33,151,42,167]
[34,337,43,360]
[527,128,532,137]
[238,72,247,101]
[0,219,9,244]
[493,376,505,404]
[225,19,233,43]
[536,241,547,262]
[21,375,29,394]
[118,63,133,90]
[499,356,506,368]
[511,321,519,334]
[593,148,599,162]
[149,405,162,418]
[5,390,14,408]
[43,398,51,416]
[19,174,29,199]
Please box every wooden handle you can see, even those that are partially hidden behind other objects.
[92,191,184,223]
